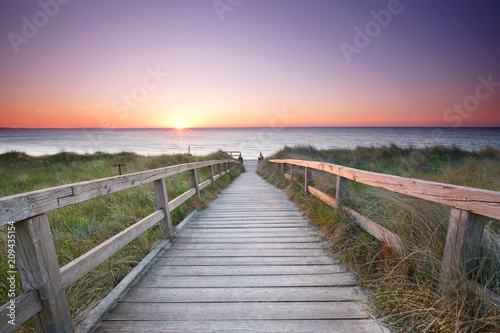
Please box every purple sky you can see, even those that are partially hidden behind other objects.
[1,0,499,128]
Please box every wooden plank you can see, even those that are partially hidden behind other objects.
[135,274,357,288]
[122,286,362,303]
[0,290,43,333]
[193,218,305,222]
[193,214,307,219]
[304,166,309,195]
[0,159,233,226]
[0,186,73,227]
[174,210,197,233]
[188,223,310,229]
[440,209,487,284]
[160,249,328,257]
[336,175,348,206]
[154,256,336,266]
[198,207,297,212]
[153,178,173,240]
[75,239,171,333]
[343,206,403,254]
[198,178,212,191]
[308,185,403,253]
[270,159,500,220]
[176,231,315,238]
[60,210,164,288]
[470,281,500,308]
[15,214,73,332]
[60,160,230,208]
[146,264,343,276]
[100,301,366,321]
[174,236,321,244]
[168,188,196,211]
[195,214,305,219]
[95,319,386,333]
[182,227,312,233]
[189,169,201,201]
[91,170,384,332]
[207,165,215,189]
[170,242,322,250]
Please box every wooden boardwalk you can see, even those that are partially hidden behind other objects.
[93,164,387,332]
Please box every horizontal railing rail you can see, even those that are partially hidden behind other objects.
[0,159,237,332]
[269,158,500,303]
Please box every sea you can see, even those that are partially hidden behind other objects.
[0,127,498,160]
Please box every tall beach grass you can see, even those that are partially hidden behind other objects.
[258,144,499,332]
[0,150,244,331]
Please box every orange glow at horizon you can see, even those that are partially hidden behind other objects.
[1,97,500,129]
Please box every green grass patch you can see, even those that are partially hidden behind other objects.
[258,144,499,332]
[0,150,244,331]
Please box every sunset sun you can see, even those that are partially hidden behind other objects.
[175,120,185,129]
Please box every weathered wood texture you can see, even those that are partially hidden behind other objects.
[441,209,487,282]
[272,159,499,299]
[94,171,387,332]
[0,290,42,333]
[189,169,201,201]
[153,178,173,239]
[206,165,215,189]
[0,159,236,332]
[336,175,348,206]
[0,159,234,226]
[304,166,309,195]
[307,186,403,253]
[75,239,171,333]
[270,159,500,220]
[60,210,165,288]
[15,214,74,332]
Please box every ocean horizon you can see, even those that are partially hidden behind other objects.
[1,127,499,160]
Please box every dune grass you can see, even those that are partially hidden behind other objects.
[258,144,499,332]
[0,150,244,331]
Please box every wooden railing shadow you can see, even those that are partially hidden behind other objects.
[0,159,237,332]
[269,159,500,305]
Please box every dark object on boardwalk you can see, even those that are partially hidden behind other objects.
[238,154,243,164]
[258,152,264,163]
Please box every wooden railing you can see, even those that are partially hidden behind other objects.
[0,159,237,332]
[269,159,500,301]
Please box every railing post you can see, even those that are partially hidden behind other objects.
[217,163,222,176]
[189,169,201,201]
[335,175,348,207]
[304,167,309,195]
[290,164,293,181]
[207,165,215,189]
[15,214,74,332]
[153,178,173,240]
[281,163,285,174]
[440,208,486,288]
